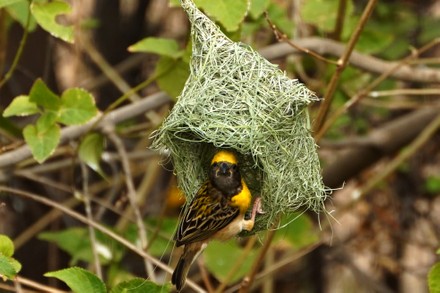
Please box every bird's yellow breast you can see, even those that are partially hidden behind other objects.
[230,180,251,214]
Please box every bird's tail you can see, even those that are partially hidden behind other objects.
[172,244,204,291]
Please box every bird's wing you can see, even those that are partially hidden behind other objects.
[174,182,239,246]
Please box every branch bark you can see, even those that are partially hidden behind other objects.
[259,37,440,83]
[0,92,170,171]
[322,106,440,189]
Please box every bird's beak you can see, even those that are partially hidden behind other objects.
[218,162,229,176]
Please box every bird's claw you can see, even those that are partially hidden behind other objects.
[253,197,265,215]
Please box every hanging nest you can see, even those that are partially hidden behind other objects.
[151,0,328,233]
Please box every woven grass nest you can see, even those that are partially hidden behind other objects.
[152,0,328,233]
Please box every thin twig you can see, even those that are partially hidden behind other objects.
[0,186,207,292]
[238,230,276,293]
[0,92,170,169]
[313,0,378,133]
[105,126,156,281]
[314,38,440,141]
[0,0,30,89]
[80,163,103,278]
[369,88,440,98]
[258,37,440,84]
[14,275,68,293]
[331,0,347,41]
[357,113,440,197]
[265,12,338,65]
[224,242,322,293]
[80,36,140,102]
[214,236,258,293]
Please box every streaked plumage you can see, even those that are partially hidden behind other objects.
[171,150,261,291]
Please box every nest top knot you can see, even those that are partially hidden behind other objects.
[152,0,328,232]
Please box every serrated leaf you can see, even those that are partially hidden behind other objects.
[128,37,182,59]
[204,241,257,284]
[45,267,106,293]
[23,122,60,163]
[0,255,18,280]
[79,133,105,176]
[249,0,269,19]
[3,95,39,117]
[5,1,37,31]
[155,56,189,99]
[429,263,440,293]
[194,0,248,32]
[29,79,60,111]
[0,235,15,257]
[57,88,98,125]
[275,213,319,249]
[31,0,74,43]
[110,278,170,293]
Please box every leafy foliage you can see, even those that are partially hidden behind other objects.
[0,235,22,280]
[428,262,440,293]
[45,267,107,293]
[3,79,98,162]
[1,0,439,292]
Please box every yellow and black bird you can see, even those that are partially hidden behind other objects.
[171,150,262,291]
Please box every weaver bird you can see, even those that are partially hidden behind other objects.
[171,150,262,291]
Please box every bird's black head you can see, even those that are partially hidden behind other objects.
[209,151,242,196]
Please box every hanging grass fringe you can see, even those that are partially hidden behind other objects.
[151,0,329,232]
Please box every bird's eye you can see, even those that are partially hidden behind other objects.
[232,165,238,170]
[212,162,218,167]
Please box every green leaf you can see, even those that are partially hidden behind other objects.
[128,37,182,58]
[156,56,189,99]
[275,213,319,249]
[3,95,39,117]
[355,25,395,54]
[110,278,170,293]
[23,122,60,163]
[79,133,105,176]
[301,0,354,34]
[5,1,37,31]
[57,88,98,125]
[45,267,106,293]
[168,0,180,7]
[143,218,176,257]
[194,0,248,32]
[428,263,440,293]
[28,79,60,111]
[265,3,294,38]
[39,227,120,265]
[31,0,74,43]
[0,0,25,9]
[249,0,269,19]
[425,176,440,194]
[0,235,15,257]
[204,241,257,284]
[0,255,19,280]
[36,112,58,132]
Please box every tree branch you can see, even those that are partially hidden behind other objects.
[322,106,440,188]
[259,37,440,83]
[0,92,170,171]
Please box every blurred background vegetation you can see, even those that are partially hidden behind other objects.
[0,0,439,292]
